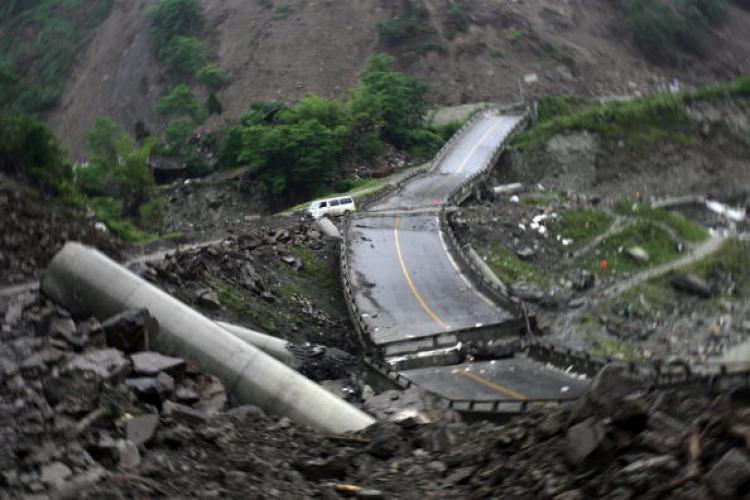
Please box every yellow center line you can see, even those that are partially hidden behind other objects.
[425,119,504,197]
[453,369,528,400]
[394,217,448,330]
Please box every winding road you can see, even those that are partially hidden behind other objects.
[344,110,587,405]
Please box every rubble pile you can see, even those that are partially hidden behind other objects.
[3,287,750,498]
[135,217,359,353]
[0,181,123,286]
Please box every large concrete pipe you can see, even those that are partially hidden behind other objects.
[217,321,296,367]
[42,242,375,433]
[314,217,340,239]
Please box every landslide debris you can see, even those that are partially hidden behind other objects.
[0,179,123,287]
[3,287,750,498]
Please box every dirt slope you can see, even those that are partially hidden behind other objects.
[49,0,750,159]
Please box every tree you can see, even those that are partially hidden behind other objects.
[0,112,70,193]
[279,95,346,129]
[349,54,429,148]
[157,84,203,121]
[86,116,123,165]
[159,36,207,77]
[197,64,228,90]
[239,120,344,202]
[147,0,204,54]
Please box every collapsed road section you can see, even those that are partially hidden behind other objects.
[342,108,588,408]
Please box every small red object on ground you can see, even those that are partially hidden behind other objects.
[600,259,608,270]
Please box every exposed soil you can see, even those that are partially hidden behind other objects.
[48,0,750,158]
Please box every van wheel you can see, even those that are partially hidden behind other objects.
[343,210,351,216]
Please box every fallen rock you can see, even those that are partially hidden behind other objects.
[572,270,595,291]
[625,246,650,263]
[565,418,608,466]
[670,273,712,298]
[66,349,129,381]
[49,317,86,349]
[40,461,72,488]
[130,351,185,378]
[126,414,159,446]
[297,456,348,480]
[126,377,172,406]
[102,309,157,353]
[516,247,535,261]
[510,282,544,302]
[161,400,209,425]
[705,448,750,498]
[195,289,221,310]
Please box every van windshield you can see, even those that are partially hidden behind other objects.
[308,202,320,210]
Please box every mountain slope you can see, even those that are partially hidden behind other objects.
[48,0,750,158]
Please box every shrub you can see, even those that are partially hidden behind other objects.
[86,116,123,165]
[159,36,208,77]
[157,84,203,121]
[197,64,228,90]
[147,0,204,55]
[0,112,70,193]
[206,93,223,115]
[624,0,728,61]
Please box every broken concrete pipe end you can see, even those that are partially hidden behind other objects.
[41,242,375,434]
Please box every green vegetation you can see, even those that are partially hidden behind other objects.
[521,190,566,205]
[0,0,115,112]
[623,0,728,62]
[549,210,613,249]
[536,95,590,123]
[157,84,204,122]
[273,4,292,20]
[219,54,446,206]
[376,0,433,46]
[159,36,208,77]
[197,64,228,91]
[0,112,70,194]
[680,238,750,291]
[472,240,549,288]
[443,2,470,39]
[517,76,750,152]
[589,334,644,362]
[589,221,679,274]
[615,200,709,242]
[147,0,204,59]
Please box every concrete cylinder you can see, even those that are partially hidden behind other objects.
[314,217,340,239]
[217,321,296,367]
[42,242,375,433]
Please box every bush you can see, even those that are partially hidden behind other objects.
[157,84,203,121]
[147,0,204,55]
[197,64,228,90]
[159,36,208,77]
[86,116,123,165]
[0,112,70,193]
[625,0,728,61]
[206,93,223,115]
[239,120,344,203]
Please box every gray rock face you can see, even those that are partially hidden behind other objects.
[66,349,129,380]
[195,289,222,310]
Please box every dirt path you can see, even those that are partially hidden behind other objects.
[601,233,727,299]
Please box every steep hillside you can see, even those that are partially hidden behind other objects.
[46,0,750,158]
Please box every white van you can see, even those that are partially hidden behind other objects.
[306,196,356,219]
